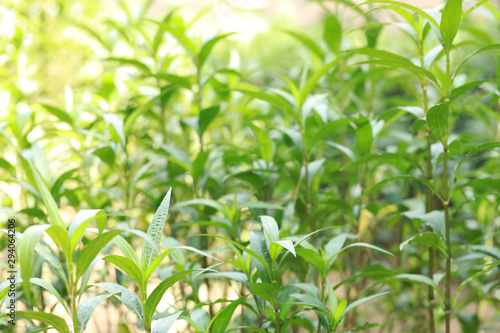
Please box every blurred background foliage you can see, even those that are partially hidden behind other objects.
[0,0,499,332]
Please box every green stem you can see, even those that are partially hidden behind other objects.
[443,48,452,333]
[275,307,281,333]
[419,36,436,333]
[443,147,451,333]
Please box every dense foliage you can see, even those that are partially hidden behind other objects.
[1,0,499,332]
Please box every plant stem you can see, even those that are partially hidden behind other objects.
[443,147,451,333]
[275,308,281,333]
[419,35,436,333]
[443,47,452,333]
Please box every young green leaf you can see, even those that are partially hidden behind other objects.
[19,224,55,303]
[144,270,194,325]
[249,283,278,307]
[152,312,182,333]
[427,103,449,146]
[27,162,66,229]
[75,229,124,279]
[142,189,172,270]
[93,282,145,323]
[4,311,70,333]
[440,0,463,51]
[78,294,112,333]
[30,278,70,316]
[103,255,144,286]
[249,123,273,165]
[198,106,220,138]
[324,15,342,53]
[68,209,107,252]
[208,295,248,333]
[338,292,390,322]
[261,215,280,247]
[400,232,449,258]
[198,33,235,69]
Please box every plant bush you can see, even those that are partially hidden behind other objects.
[0,0,499,332]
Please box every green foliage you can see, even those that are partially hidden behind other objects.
[1,0,499,332]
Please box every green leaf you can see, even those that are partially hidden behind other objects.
[338,292,390,323]
[152,312,182,333]
[358,59,439,84]
[285,31,325,59]
[356,118,373,154]
[30,278,70,316]
[112,235,142,268]
[454,142,500,179]
[453,44,500,80]
[364,175,441,200]
[19,225,54,303]
[341,152,424,174]
[249,123,273,165]
[6,311,69,333]
[93,282,144,322]
[198,33,235,69]
[291,293,330,313]
[392,274,441,295]
[104,255,144,286]
[190,309,210,332]
[324,15,342,53]
[236,88,294,115]
[334,298,347,323]
[104,57,151,73]
[144,270,193,325]
[208,295,248,333]
[413,211,446,241]
[327,280,338,315]
[427,103,449,146]
[325,234,349,263]
[400,232,448,258]
[27,162,66,229]
[340,242,394,258]
[275,240,296,257]
[360,1,440,28]
[75,229,124,279]
[160,23,197,61]
[34,245,68,287]
[161,144,193,171]
[145,249,178,281]
[40,104,73,125]
[261,215,280,247]
[249,283,278,307]
[104,113,126,147]
[300,57,342,103]
[249,232,273,283]
[91,146,115,167]
[347,48,413,64]
[78,256,103,298]
[142,189,172,270]
[198,106,220,137]
[173,198,225,213]
[78,294,112,333]
[0,158,15,176]
[440,0,463,51]
[68,209,107,252]
[124,86,175,134]
[146,73,192,89]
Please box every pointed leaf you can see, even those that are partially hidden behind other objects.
[440,0,463,51]
[427,103,449,146]
[75,229,124,279]
[152,312,182,333]
[142,189,172,269]
[324,15,342,53]
[144,270,194,325]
